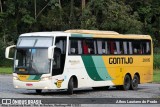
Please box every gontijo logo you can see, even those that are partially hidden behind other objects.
[109,57,133,64]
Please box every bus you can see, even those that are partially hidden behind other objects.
[5,30,153,94]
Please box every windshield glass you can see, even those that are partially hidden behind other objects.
[17,37,53,48]
[14,48,50,74]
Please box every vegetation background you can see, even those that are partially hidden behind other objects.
[0,0,160,69]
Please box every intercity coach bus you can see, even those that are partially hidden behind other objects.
[5,30,153,94]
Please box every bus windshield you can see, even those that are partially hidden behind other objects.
[14,48,50,75]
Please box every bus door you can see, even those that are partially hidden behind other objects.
[52,37,67,76]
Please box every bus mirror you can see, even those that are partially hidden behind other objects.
[5,45,16,60]
[15,60,18,67]
[48,46,56,59]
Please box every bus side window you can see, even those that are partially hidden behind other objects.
[69,40,78,54]
[94,40,97,54]
[102,41,108,54]
[78,40,82,54]
[128,42,133,54]
[97,40,108,55]
[141,41,151,54]
[132,40,142,54]
[97,40,102,54]
[123,41,127,54]
[83,40,89,54]
[69,39,82,55]
[109,41,114,54]
[115,41,121,54]
[109,41,118,54]
[104,41,108,54]
[134,48,138,54]
[141,42,146,54]
[83,40,96,54]
[118,41,123,54]
[88,40,94,54]
[146,42,151,54]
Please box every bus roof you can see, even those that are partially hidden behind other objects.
[65,30,151,40]
[19,30,152,40]
[20,32,70,37]
[65,29,119,35]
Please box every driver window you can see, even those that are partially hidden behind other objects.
[53,48,61,69]
[55,37,66,54]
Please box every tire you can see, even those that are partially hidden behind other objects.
[67,77,74,95]
[122,74,131,91]
[36,89,42,94]
[130,75,139,90]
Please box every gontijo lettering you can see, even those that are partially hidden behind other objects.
[109,57,133,64]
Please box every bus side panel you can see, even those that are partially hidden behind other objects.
[102,55,153,85]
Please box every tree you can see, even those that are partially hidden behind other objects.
[81,0,143,33]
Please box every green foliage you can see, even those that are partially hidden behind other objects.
[0,39,13,67]
[153,69,160,83]
[21,14,35,25]
[154,54,160,69]
[0,67,12,74]
[81,0,143,33]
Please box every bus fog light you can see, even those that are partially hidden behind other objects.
[13,76,19,80]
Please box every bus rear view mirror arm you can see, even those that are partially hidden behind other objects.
[48,46,56,59]
[5,45,16,60]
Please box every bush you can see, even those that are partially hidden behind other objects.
[154,47,160,54]
[154,54,160,69]
[0,47,13,67]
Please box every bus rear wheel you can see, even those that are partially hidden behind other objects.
[67,77,74,95]
[36,89,42,94]
[121,74,131,91]
[130,75,139,90]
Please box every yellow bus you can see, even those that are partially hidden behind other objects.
[5,30,153,94]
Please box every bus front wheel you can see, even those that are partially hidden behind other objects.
[130,75,139,90]
[67,77,74,95]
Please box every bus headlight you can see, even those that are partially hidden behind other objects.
[13,76,19,80]
[41,76,52,81]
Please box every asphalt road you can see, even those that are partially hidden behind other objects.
[0,74,160,107]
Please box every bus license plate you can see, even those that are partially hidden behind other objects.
[19,68,25,72]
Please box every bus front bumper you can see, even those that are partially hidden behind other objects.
[13,79,65,90]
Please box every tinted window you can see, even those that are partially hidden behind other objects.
[68,38,151,55]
